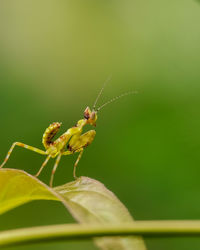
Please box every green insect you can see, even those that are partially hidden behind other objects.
[0,77,137,187]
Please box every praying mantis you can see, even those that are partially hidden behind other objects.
[0,77,137,187]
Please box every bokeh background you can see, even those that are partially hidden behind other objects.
[1,0,200,249]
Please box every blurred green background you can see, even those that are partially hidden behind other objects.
[1,0,200,249]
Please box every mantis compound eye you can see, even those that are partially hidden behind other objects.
[90,111,97,127]
[84,107,91,120]
[83,107,97,126]
[91,111,96,120]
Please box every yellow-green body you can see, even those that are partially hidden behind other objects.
[0,78,134,187]
[0,107,97,187]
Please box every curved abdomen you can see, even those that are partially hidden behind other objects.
[42,122,61,149]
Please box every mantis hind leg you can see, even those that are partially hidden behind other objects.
[62,130,96,178]
[0,142,47,168]
[50,154,62,187]
[35,155,51,177]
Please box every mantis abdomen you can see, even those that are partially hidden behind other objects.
[42,122,61,149]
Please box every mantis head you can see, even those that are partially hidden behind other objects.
[83,75,137,127]
[84,107,97,127]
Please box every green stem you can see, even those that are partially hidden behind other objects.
[1,221,200,248]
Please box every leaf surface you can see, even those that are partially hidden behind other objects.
[0,168,146,250]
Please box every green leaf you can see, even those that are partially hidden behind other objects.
[0,168,146,250]
[0,168,59,214]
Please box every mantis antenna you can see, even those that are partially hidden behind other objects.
[96,90,138,111]
[93,74,112,110]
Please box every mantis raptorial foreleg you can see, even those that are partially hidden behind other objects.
[62,130,96,178]
[0,142,47,168]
